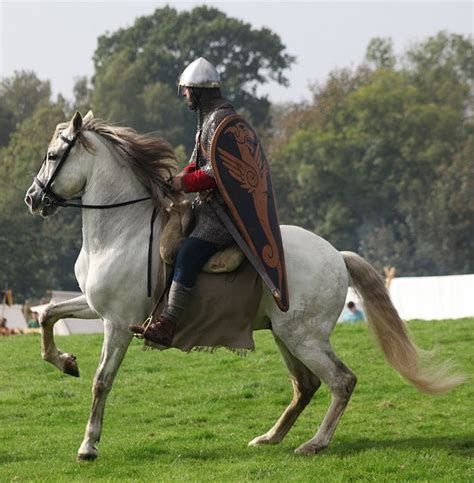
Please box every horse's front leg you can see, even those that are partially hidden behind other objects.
[77,321,133,461]
[40,295,98,377]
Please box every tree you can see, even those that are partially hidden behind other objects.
[0,71,52,147]
[366,37,395,69]
[269,66,372,250]
[405,31,474,111]
[0,102,82,300]
[0,99,13,147]
[72,76,92,114]
[270,32,474,275]
[91,5,295,151]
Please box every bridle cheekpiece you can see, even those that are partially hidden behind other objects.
[34,133,79,209]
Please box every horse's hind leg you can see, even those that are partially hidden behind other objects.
[249,334,321,446]
[77,321,133,461]
[40,295,98,377]
[291,343,357,455]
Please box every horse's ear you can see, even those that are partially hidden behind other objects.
[71,111,83,133]
[83,110,94,123]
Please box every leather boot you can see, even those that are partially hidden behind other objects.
[129,314,176,347]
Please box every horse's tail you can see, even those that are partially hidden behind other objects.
[341,251,465,395]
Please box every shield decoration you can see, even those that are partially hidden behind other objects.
[210,114,289,311]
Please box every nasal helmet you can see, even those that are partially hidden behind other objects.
[178,57,221,94]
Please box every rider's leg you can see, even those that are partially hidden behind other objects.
[130,237,220,345]
[162,236,220,322]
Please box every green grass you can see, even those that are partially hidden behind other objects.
[1,319,472,482]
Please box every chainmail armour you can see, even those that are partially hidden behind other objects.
[187,94,235,247]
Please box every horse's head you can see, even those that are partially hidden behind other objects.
[25,110,93,217]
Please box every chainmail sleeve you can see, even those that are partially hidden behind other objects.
[198,103,236,177]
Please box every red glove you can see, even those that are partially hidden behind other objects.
[181,168,218,192]
[182,161,197,174]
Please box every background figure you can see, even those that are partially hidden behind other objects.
[27,311,40,328]
[341,301,365,323]
[0,317,8,335]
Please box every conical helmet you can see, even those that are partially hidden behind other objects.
[178,57,221,92]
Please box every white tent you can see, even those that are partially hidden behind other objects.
[389,273,474,321]
[339,273,474,322]
[31,291,103,335]
[1,304,27,329]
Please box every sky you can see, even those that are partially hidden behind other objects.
[0,1,472,104]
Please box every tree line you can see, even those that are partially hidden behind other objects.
[0,5,472,301]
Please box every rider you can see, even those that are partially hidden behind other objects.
[129,57,236,346]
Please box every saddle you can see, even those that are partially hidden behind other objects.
[151,194,261,354]
[160,195,245,272]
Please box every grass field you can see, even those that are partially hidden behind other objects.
[0,318,472,481]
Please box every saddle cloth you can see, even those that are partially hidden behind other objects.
[145,260,262,353]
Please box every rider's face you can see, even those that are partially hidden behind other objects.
[182,86,198,111]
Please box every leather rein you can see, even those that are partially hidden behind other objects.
[34,132,160,297]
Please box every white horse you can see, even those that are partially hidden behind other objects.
[25,111,462,461]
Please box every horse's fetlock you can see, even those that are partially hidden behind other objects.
[345,373,357,393]
[93,379,110,398]
[338,373,357,398]
[330,372,357,399]
[41,348,57,363]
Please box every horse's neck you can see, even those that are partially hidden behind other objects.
[83,133,149,205]
[81,133,156,250]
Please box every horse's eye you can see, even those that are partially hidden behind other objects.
[48,153,58,160]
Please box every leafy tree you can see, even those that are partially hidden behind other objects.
[72,76,92,115]
[0,102,81,300]
[269,66,372,250]
[0,99,13,147]
[91,5,295,151]
[0,71,51,147]
[366,37,395,69]
[270,32,473,275]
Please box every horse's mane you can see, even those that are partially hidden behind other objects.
[74,118,177,207]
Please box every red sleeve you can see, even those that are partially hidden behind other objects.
[181,169,217,192]
[182,161,197,174]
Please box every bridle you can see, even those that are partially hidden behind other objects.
[34,132,152,210]
[33,130,162,298]
[35,133,80,208]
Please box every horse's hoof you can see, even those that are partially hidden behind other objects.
[248,435,279,446]
[294,442,326,455]
[77,447,98,462]
[63,356,80,378]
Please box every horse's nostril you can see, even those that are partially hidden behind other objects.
[25,194,37,209]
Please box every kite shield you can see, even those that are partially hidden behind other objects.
[210,114,289,311]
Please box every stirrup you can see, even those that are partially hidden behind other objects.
[131,315,153,339]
